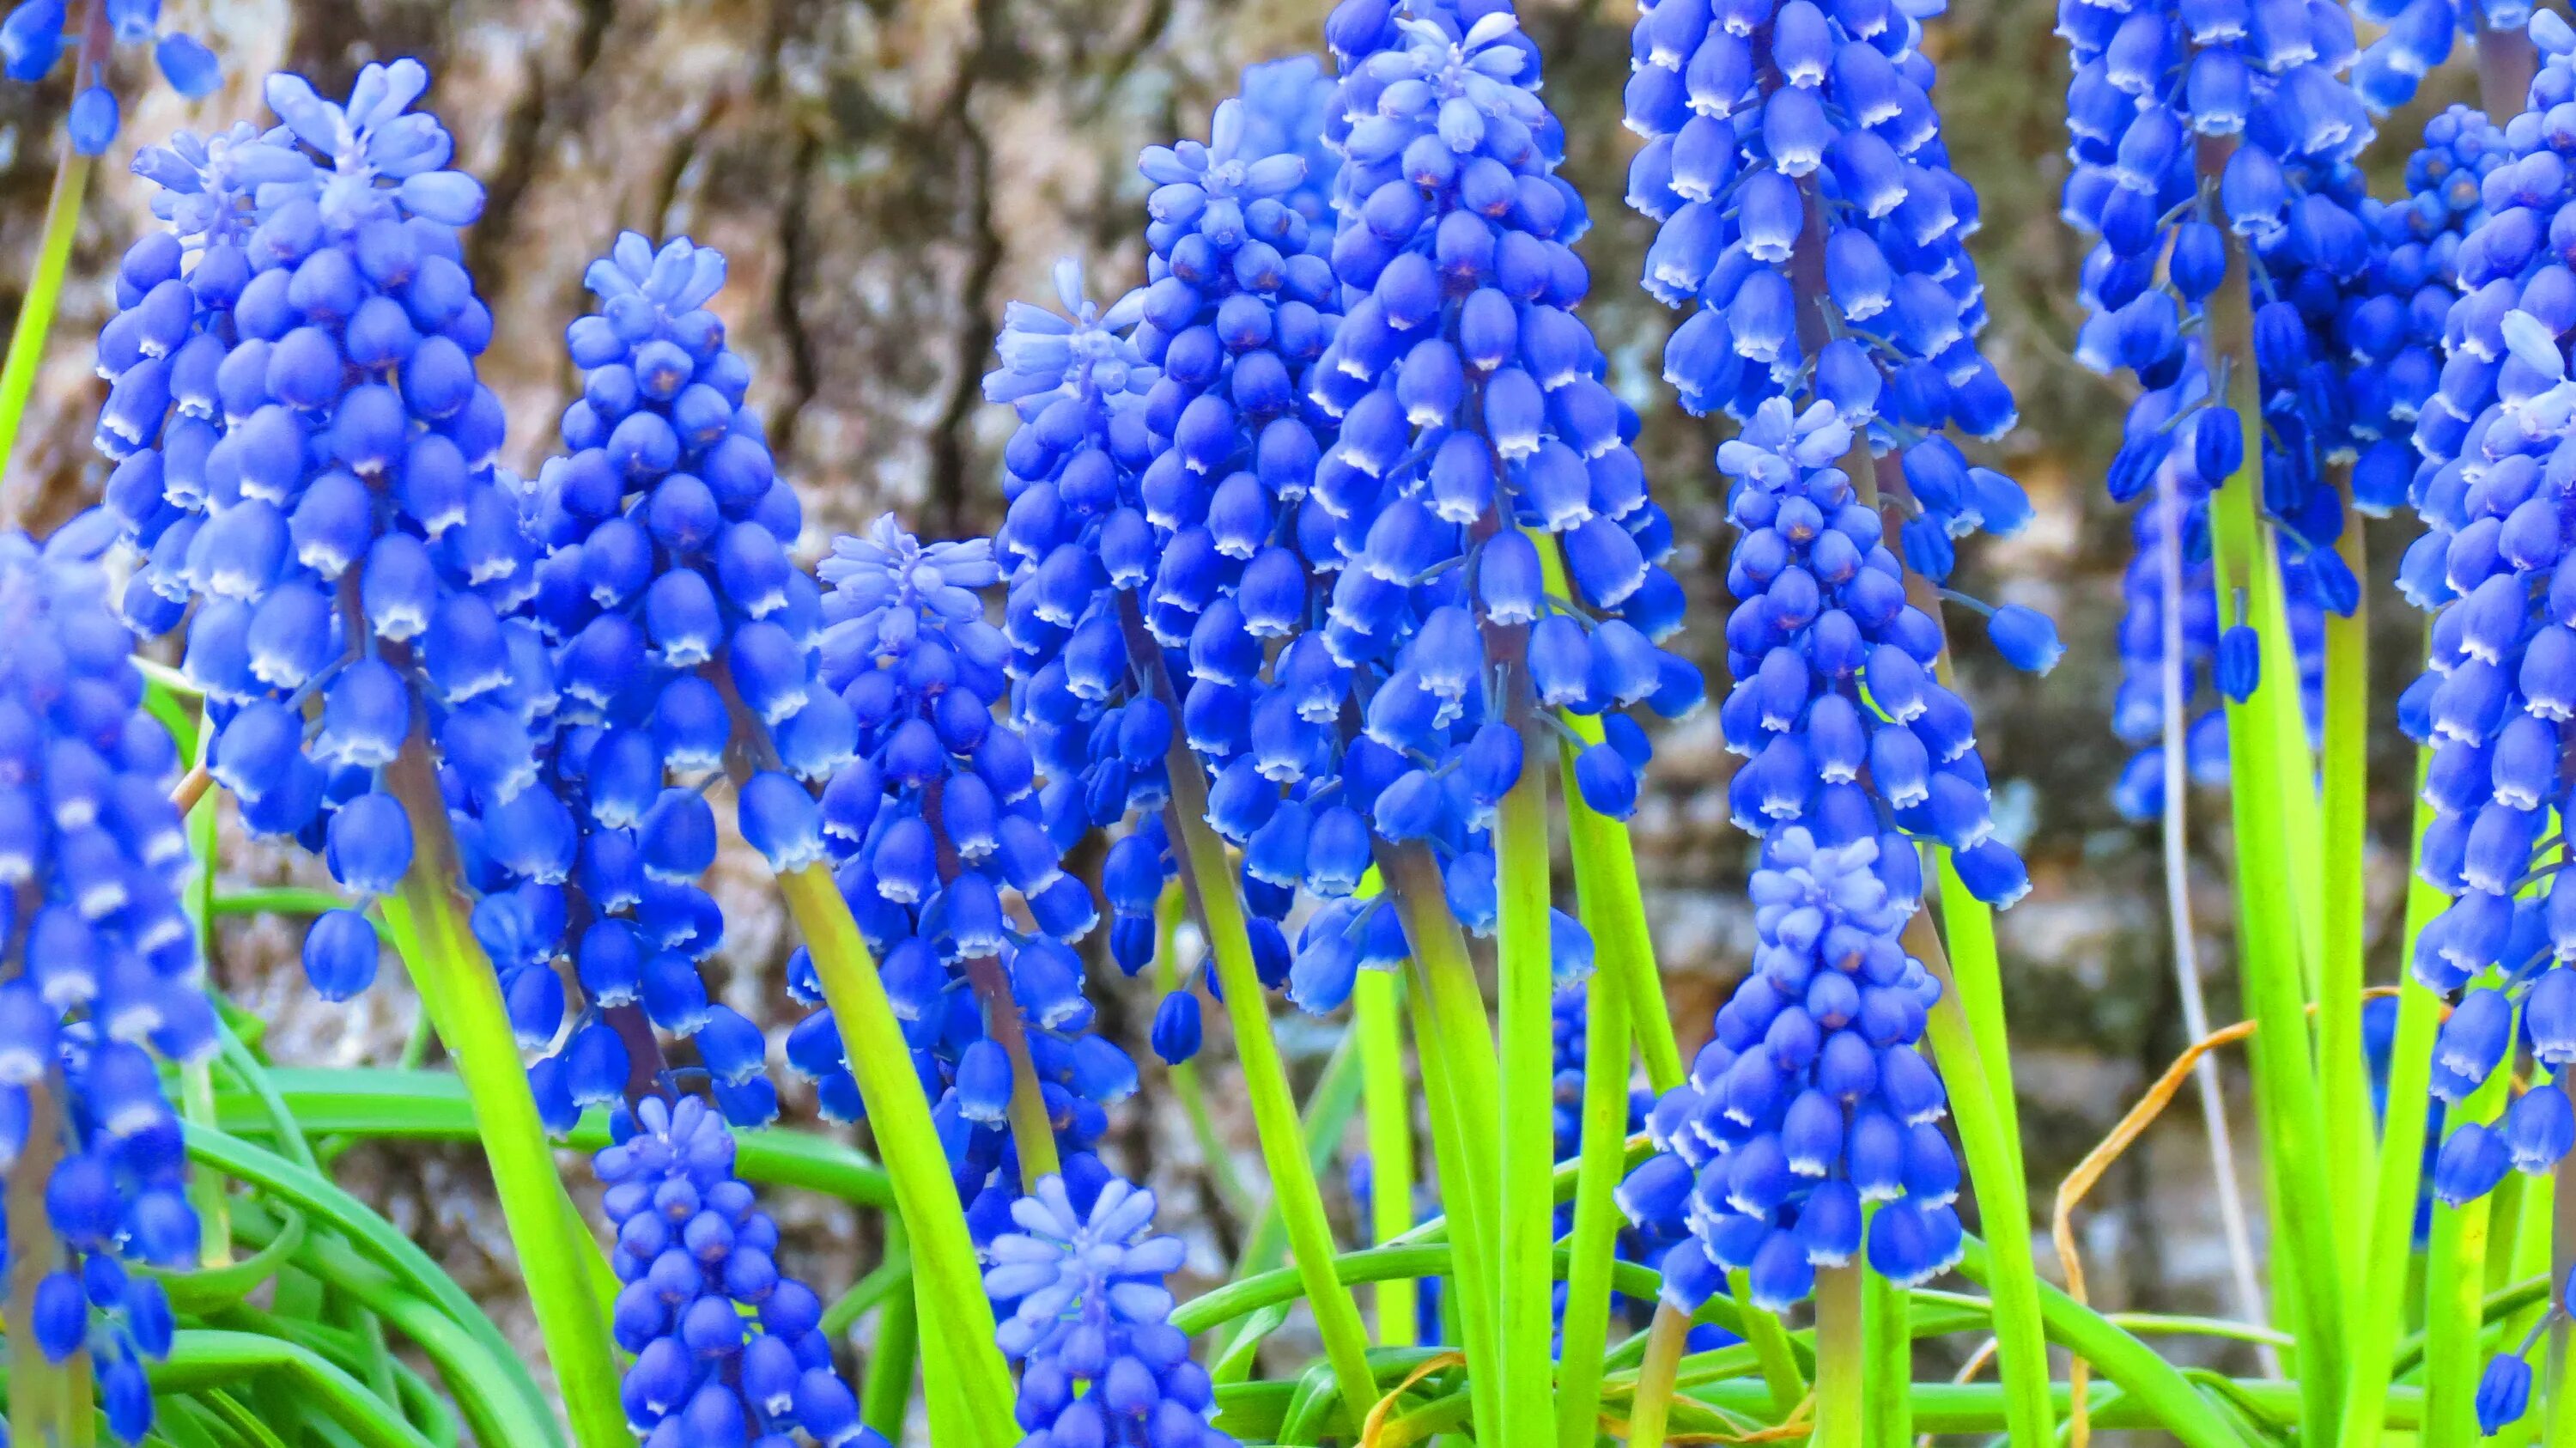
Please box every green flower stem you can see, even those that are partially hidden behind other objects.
[1155,881,1254,1226]
[1625,1305,1692,1448]
[1534,535,1804,1415]
[1865,1260,1913,1445]
[1118,596,1376,1435]
[772,861,1014,1448]
[1382,842,1504,1440]
[2426,1056,2512,1442]
[1532,537,1682,1091]
[1355,967,1419,1348]
[1492,715,1558,1448]
[2336,765,2450,1448]
[1552,894,1631,1448]
[2200,151,2348,1433]
[1906,910,2054,1444]
[860,1215,919,1443]
[1813,1264,1865,1448]
[1236,1023,1364,1281]
[379,746,623,1448]
[2319,479,2372,1288]
[0,148,92,518]
[925,778,1060,1183]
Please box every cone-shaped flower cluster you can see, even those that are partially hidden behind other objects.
[0,519,206,1445]
[477,230,837,1132]
[1709,399,2032,903]
[1623,0,2022,500]
[100,63,540,994]
[598,1094,881,1448]
[1618,827,1960,1311]
[2385,13,2576,1205]
[788,517,1137,1219]
[2058,0,2379,800]
[2,0,221,155]
[983,1172,1236,1448]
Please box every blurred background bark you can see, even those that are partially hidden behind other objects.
[0,0,2498,1411]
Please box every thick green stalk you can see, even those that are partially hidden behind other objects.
[2201,155,2348,1433]
[860,1215,919,1443]
[1553,966,1631,1448]
[1906,912,2054,1443]
[380,749,623,1448]
[1533,538,1684,1092]
[1355,967,1419,1348]
[1863,1266,1913,1446]
[2426,1059,2513,1443]
[1121,599,1376,1433]
[1813,1264,1865,1448]
[2337,766,2450,1448]
[1385,843,1504,1440]
[1625,1304,1692,1448]
[1232,1024,1364,1283]
[1492,730,1558,1448]
[773,863,1012,1448]
[0,150,91,518]
[2320,484,2372,1287]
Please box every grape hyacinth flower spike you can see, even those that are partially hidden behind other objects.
[793,516,1140,1235]
[505,230,841,1131]
[1619,829,1960,1308]
[97,62,641,1440]
[598,1095,880,1448]
[1620,0,2048,903]
[982,1172,1236,1448]
[0,517,213,1445]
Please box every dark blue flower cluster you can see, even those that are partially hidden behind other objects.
[471,229,840,1132]
[1709,400,2032,904]
[983,1172,1236,1448]
[2385,12,2576,1205]
[1623,0,2024,515]
[2058,0,2384,806]
[788,518,1136,1224]
[2,0,220,155]
[99,63,533,997]
[0,519,206,1445]
[1618,827,1960,1311]
[597,1094,880,1448]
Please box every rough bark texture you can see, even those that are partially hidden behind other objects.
[0,0,2503,1408]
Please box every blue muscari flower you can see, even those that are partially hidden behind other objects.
[2479,1350,2536,1435]
[982,1172,1236,1448]
[1618,828,1961,1311]
[0,520,208,1445]
[2391,30,2576,1215]
[1624,0,2044,888]
[1235,56,1342,226]
[2059,0,2383,815]
[1709,400,2029,902]
[596,1094,882,1448]
[100,63,537,1015]
[787,517,1136,1225]
[487,230,839,1127]
[3,0,222,155]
